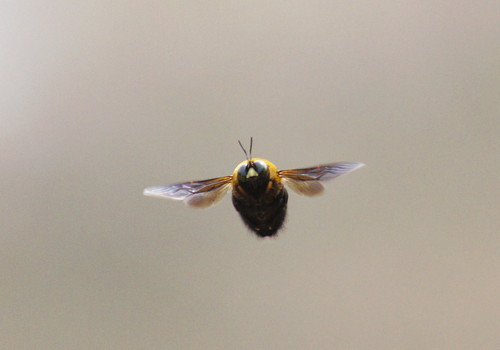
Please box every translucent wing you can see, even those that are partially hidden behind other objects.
[143,176,232,208]
[279,162,364,196]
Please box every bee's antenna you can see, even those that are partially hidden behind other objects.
[249,137,253,160]
[238,139,249,161]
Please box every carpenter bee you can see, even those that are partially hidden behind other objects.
[144,138,364,237]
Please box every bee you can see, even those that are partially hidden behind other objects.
[144,138,364,237]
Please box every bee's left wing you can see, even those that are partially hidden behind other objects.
[143,176,232,208]
[279,162,364,196]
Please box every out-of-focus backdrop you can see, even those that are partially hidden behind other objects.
[1,2,498,349]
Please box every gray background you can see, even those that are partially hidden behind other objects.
[1,1,498,349]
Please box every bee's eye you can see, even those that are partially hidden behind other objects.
[252,160,269,175]
[237,164,249,180]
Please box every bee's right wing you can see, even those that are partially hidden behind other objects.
[143,176,233,208]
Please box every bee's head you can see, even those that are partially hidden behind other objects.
[234,139,277,194]
[232,157,280,195]
[237,159,270,184]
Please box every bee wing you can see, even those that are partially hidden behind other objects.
[143,176,233,208]
[279,162,364,196]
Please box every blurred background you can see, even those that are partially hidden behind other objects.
[1,1,498,349]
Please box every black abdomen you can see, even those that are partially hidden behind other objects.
[232,188,288,237]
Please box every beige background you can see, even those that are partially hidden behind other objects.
[1,2,498,349]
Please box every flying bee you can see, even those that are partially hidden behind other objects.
[144,138,364,237]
